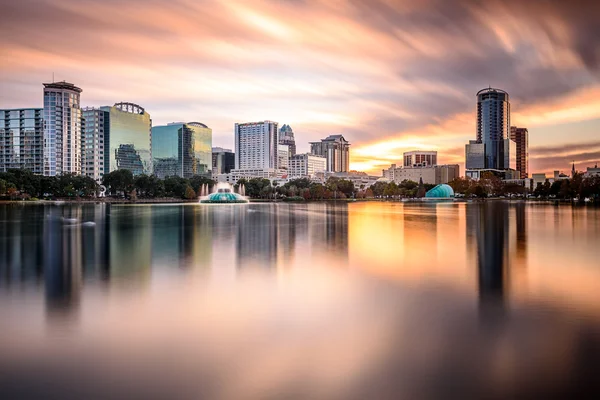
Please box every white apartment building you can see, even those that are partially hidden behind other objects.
[289,153,326,178]
[382,164,460,185]
[234,121,278,171]
[43,81,83,176]
[403,151,437,167]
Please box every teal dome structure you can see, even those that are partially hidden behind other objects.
[201,188,248,203]
[425,184,454,198]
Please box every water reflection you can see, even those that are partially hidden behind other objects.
[1,202,600,398]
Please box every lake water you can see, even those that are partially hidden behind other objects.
[1,201,599,399]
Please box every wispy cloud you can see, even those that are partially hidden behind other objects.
[0,0,599,174]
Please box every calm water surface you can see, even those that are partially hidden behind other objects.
[1,202,599,399]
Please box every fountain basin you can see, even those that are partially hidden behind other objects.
[200,184,248,204]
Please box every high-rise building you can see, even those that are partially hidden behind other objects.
[465,88,515,175]
[0,108,44,173]
[152,122,212,178]
[510,126,529,178]
[212,147,235,175]
[278,144,289,170]
[99,102,152,176]
[279,124,296,157]
[234,121,278,171]
[82,108,109,181]
[477,88,510,170]
[309,135,350,172]
[403,151,437,167]
[43,81,83,176]
[289,153,326,178]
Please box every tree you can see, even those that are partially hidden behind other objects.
[184,185,197,199]
[0,179,6,195]
[309,183,325,200]
[103,169,134,197]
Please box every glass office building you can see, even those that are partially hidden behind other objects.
[43,82,83,176]
[0,108,44,173]
[100,103,152,176]
[476,88,510,170]
[152,122,212,178]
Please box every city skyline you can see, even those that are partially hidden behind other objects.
[1,0,600,175]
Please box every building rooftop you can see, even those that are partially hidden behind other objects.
[43,81,82,93]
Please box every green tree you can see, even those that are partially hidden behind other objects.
[309,183,325,200]
[184,185,197,199]
[103,169,135,197]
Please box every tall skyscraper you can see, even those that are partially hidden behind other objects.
[465,88,514,174]
[0,108,44,173]
[82,108,110,181]
[279,124,296,157]
[476,87,510,170]
[234,121,278,171]
[510,126,529,178]
[212,147,235,175]
[309,135,350,172]
[99,102,152,176]
[43,81,83,176]
[152,122,212,178]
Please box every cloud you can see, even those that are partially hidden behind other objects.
[0,0,599,173]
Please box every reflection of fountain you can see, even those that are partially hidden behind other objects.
[200,182,248,204]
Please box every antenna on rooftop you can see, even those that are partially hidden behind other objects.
[52,72,55,83]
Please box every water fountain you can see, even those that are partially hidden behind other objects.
[200,182,248,204]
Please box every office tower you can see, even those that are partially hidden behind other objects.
[82,108,110,181]
[212,147,235,175]
[279,124,296,157]
[99,102,152,175]
[476,87,510,170]
[309,135,350,172]
[152,122,212,178]
[403,151,437,167]
[510,126,529,178]
[234,121,278,171]
[43,81,83,176]
[465,140,485,169]
[0,108,44,173]
[278,144,289,170]
[289,153,327,178]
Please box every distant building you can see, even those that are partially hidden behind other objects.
[584,165,600,178]
[82,108,110,180]
[234,121,278,171]
[43,81,83,176]
[0,108,44,174]
[403,151,437,167]
[279,124,296,157]
[382,164,460,185]
[99,103,152,175]
[466,169,520,180]
[212,147,235,175]
[465,141,485,169]
[152,122,212,178]
[510,126,529,178]
[289,153,326,178]
[309,135,350,172]
[278,144,290,170]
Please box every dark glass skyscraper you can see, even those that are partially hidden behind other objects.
[279,124,296,157]
[152,122,212,178]
[476,88,510,170]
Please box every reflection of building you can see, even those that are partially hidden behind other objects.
[404,151,437,167]
[289,153,327,178]
[82,108,110,180]
[152,122,212,178]
[0,108,44,174]
[382,164,460,185]
[43,81,83,176]
[510,126,529,178]
[212,147,235,175]
[465,88,518,177]
[100,102,152,175]
[279,124,296,157]
[310,135,350,172]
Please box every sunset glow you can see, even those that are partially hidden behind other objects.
[1,0,599,175]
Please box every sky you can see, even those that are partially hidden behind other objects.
[1,0,599,175]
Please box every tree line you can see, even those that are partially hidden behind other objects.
[0,168,214,200]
